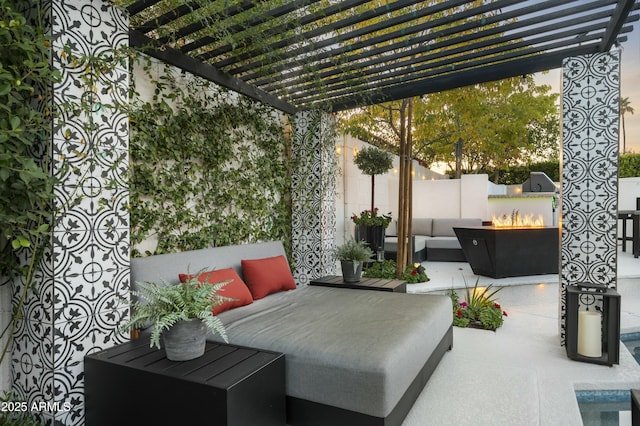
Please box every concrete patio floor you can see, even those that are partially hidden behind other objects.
[401,246,640,426]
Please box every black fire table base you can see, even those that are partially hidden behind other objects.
[454,226,559,278]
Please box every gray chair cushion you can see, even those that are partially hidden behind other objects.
[414,235,429,250]
[432,218,482,237]
[411,218,433,236]
[386,220,397,236]
[426,236,462,249]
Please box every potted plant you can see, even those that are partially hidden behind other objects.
[122,273,232,361]
[351,208,392,260]
[334,239,374,283]
[352,147,394,258]
[447,279,508,331]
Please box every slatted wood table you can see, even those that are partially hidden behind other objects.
[84,337,285,426]
[309,275,407,293]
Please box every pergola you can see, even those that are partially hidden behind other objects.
[5,2,640,424]
[123,0,639,271]
[124,0,638,114]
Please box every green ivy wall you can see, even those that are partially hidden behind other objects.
[129,56,292,258]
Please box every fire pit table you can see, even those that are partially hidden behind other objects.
[454,226,559,278]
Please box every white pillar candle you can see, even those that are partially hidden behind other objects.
[577,310,602,358]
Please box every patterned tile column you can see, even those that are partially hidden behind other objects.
[559,51,620,344]
[291,111,337,285]
[11,1,129,424]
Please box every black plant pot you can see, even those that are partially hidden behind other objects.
[162,319,207,361]
[355,224,385,256]
[341,260,363,283]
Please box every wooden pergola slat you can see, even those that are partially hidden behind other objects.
[180,0,320,55]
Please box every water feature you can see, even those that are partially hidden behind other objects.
[622,332,640,365]
[575,332,640,425]
[577,390,630,426]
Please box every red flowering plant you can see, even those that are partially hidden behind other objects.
[351,208,392,227]
[447,278,507,331]
[406,262,428,283]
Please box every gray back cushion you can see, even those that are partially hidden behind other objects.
[432,218,482,237]
[411,218,433,236]
[386,220,397,236]
[130,240,288,288]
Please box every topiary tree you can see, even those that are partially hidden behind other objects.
[353,146,393,212]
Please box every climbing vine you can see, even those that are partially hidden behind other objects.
[129,55,292,257]
[0,0,58,283]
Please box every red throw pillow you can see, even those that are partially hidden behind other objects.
[241,255,296,300]
[179,268,253,315]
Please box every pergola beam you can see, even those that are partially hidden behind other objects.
[126,0,162,17]
[136,1,205,34]
[329,46,607,112]
[156,0,257,45]
[290,15,633,105]
[600,0,637,50]
[251,0,530,89]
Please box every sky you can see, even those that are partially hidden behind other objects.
[533,15,640,153]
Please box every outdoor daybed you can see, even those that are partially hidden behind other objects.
[130,241,453,426]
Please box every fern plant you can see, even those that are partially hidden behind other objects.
[333,239,374,262]
[122,273,233,349]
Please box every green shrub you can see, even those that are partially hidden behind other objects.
[363,260,429,283]
[620,153,640,178]
[496,160,560,185]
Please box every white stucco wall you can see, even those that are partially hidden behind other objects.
[461,174,491,219]
[619,177,640,210]
[488,195,558,227]
[412,174,490,220]
[412,179,461,217]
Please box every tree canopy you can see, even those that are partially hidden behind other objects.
[338,75,560,183]
[353,145,394,213]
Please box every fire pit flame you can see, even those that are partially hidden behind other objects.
[492,211,544,228]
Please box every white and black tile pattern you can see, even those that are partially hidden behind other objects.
[12,2,129,424]
[291,111,337,285]
[560,51,620,344]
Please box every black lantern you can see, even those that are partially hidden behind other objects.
[632,389,640,424]
[565,282,620,366]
